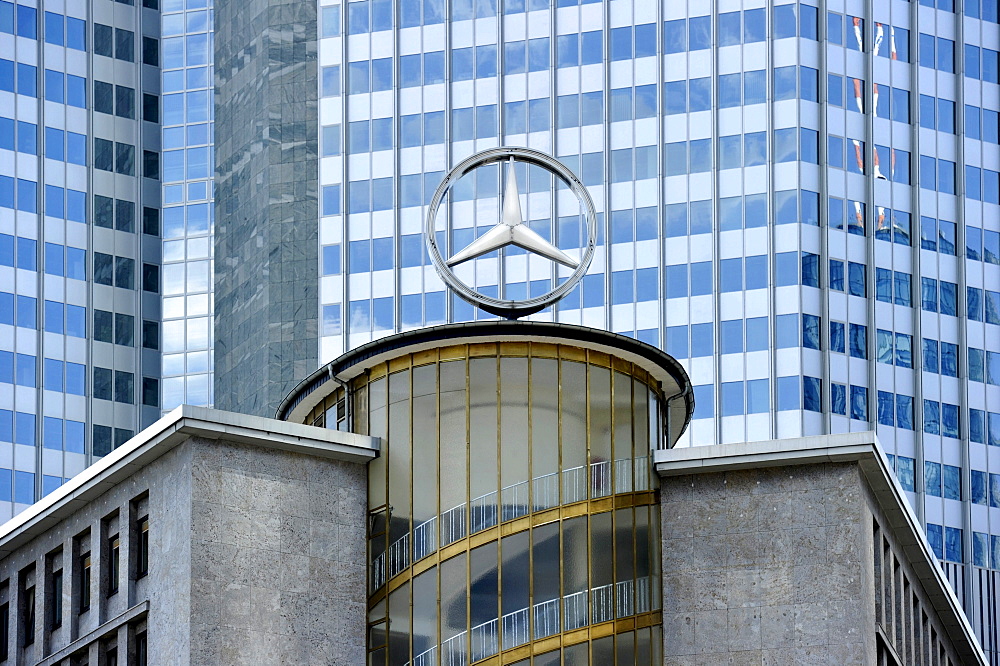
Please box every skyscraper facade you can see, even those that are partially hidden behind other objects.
[0,0,162,519]
[299,0,1000,657]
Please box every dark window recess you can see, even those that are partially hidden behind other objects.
[142,264,159,293]
[94,195,114,229]
[114,28,134,62]
[142,207,159,236]
[114,313,134,347]
[94,138,113,172]
[0,602,8,660]
[93,367,113,401]
[136,516,149,577]
[92,426,112,458]
[142,36,158,66]
[142,0,159,8]
[115,199,135,233]
[108,535,120,595]
[93,252,114,286]
[143,150,159,180]
[93,24,113,57]
[115,256,134,289]
[115,142,135,176]
[114,371,134,405]
[94,80,113,114]
[142,320,159,350]
[136,632,147,666]
[115,85,135,120]
[105,647,118,666]
[21,585,34,646]
[141,378,158,408]
[142,93,158,123]
[78,551,91,611]
[49,568,62,629]
[93,309,113,343]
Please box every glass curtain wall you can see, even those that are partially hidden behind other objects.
[303,341,664,665]
[159,0,214,411]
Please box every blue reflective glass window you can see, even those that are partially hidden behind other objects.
[924,400,940,435]
[828,259,844,291]
[776,314,797,349]
[320,304,341,336]
[746,379,768,414]
[452,48,473,81]
[611,271,633,304]
[718,11,740,46]
[348,180,370,214]
[720,320,742,354]
[896,395,913,430]
[831,383,847,415]
[14,469,33,503]
[581,91,603,126]
[827,73,843,107]
[424,51,445,84]
[722,381,744,417]
[666,325,688,359]
[665,264,686,299]
[925,461,942,496]
[777,376,799,411]
[321,66,340,97]
[635,268,657,302]
[774,4,797,39]
[692,384,713,419]
[689,78,711,112]
[893,272,911,306]
[940,280,957,315]
[719,73,741,108]
[15,3,34,38]
[663,19,685,53]
[690,322,713,358]
[943,465,961,501]
[66,305,85,338]
[942,403,959,439]
[67,16,85,50]
[688,15,711,50]
[746,317,768,352]
[830,321,845,354]
[937,37,954,72]
[476,44,497,78]
[322,184,340,216]
[322,245,340,276]
[875,329,893,365]
[610,26,631,61]
[850,385,868,421]
[348,61,369,94]
[690,200,712,235]
[44,11,62,45]
[66,362,85,396]
[556,33,578,68]
[775,252,797,286]
[773,66,796,101]
[321,5,340,36]
[0,351,10,383]
[875,268,891,302]
[0,1,10,34]
[894,333,912,368]
[802,314,820,350]
[803,377,821,412]
[944,527,961,563]
[14,353,34,387]
[689,262,712,296]
[968,286,984,322]
[43,360,62,393]
[970,409,985,444]
[973,471,988,504]
[371,237,393,272]
[719,258,742,293]
[634,23,655,58]
[877,391,894,426]
[848,262,865,297]
[744,70,766,105]
[849,323,867,359]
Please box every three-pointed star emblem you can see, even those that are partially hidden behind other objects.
[446,159,580,269]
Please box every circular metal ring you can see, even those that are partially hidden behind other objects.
[425,147,597,318]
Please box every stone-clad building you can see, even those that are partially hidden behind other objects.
[0,322,988,664]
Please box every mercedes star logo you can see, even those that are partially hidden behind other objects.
[425,147,597,319]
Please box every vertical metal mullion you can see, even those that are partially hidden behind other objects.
[655,0,665,351]
[602,1,611,332]
[952,0,975,620]
[765,1,777,441]
[711,0,722,445]
[819,0,832,435]
[863,2,877,438]
[32,0,45,501]
[909,0,927,530]
[340,3,350,350]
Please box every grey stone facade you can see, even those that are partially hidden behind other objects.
[213,0,319,417]
[0,407,375,665]
[656,433,986,665]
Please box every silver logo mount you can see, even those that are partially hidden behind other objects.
[426,147,597,319]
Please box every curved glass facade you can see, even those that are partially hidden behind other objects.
[302,340,666,665]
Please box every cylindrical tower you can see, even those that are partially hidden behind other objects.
[278,322,693,665]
